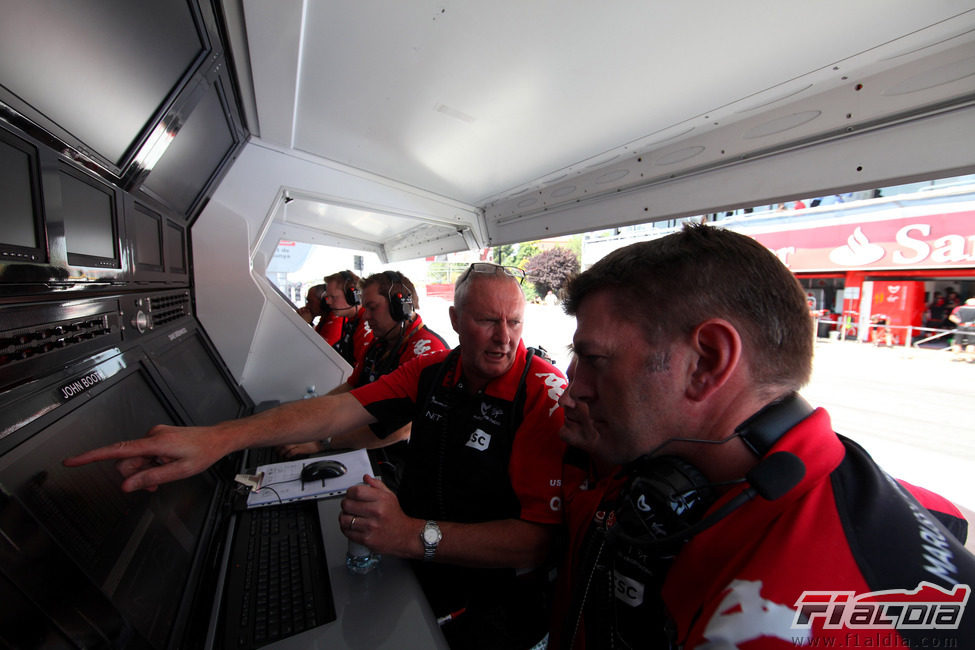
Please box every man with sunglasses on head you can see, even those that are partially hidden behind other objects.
[66,262,568,650]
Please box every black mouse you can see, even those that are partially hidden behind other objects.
[300,459,348,482]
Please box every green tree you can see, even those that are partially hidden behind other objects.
[524,247,580,299]
[494,242,540,268]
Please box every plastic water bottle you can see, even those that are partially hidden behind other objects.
[346,540,381,574]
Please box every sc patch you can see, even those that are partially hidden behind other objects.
[465,429,491,451]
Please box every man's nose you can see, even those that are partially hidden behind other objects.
[569,369,595,403]
[493,321,511,344]
[559,380,579,409]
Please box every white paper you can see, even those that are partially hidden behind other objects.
[245,448,373,508]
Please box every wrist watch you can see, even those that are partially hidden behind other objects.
[420,520,442,561]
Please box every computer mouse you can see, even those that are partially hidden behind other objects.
[300,459,348,482]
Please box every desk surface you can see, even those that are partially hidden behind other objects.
[260,495,449,649]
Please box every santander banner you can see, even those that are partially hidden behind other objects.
[747,210,975,272]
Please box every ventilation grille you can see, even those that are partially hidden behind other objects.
[0,314,113,369]
[149,291,191,327]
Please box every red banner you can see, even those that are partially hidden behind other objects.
[747,210,975,272]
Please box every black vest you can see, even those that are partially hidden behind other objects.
[331,312,361,365]
[397,349,534,523]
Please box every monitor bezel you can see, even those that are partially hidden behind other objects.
[0,127,47,265]
[58,163,124,271]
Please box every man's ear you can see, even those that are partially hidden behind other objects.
[448,305,460,334]
[685,319,742,401]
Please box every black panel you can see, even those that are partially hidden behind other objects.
[142,75,238,216]
[166,220,188,274]
[0,0,206,170]
[0,128,45,263]
[146,327,246,425]
[131,202,165,272]
[0,571,78,650]
[0,354,219,649]
[0,297,121,394]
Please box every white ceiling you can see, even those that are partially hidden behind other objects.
[236,1,975,208]
[217,1,975,257]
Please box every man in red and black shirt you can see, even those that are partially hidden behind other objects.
[280,271,449,460]
[67,263,568,650]
[323,270,373,366]
[552,224,974,649]
[297,283,341,342]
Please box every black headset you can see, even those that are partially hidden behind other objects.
[339,270,361,307]
[608,393,812,550]
[384,271,415,322]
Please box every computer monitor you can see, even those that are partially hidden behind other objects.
[0,128,45,265]
[60,166,121,270]
[0,0,205,171]
[131,202,165,272]
[166,220,188,275]
[146,327,246,425]
[0,357,219,648]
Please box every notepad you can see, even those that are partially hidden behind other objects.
[242,448,373,508]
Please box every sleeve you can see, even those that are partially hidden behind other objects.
[897,478,968,544]
[349,352,440,438]
[399,326,449,365]
[317,312,342,344]
[507,359,568,525]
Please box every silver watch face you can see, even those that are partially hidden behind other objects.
[422,523,440,544]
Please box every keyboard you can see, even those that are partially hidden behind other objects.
[222,500,336,649]
[246,446,291,468]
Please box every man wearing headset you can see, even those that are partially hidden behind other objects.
[297,283,341,342]
[65,263,567,650]
[281,271,450,461]
[323,270,373,366]
[551,224,974,649]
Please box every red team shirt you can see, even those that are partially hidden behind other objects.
[346,313,447,388]
[558,407,974,649]
[351,341,567,525]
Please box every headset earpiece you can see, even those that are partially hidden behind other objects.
[385,271,415,322]
[611,456,716,550]
[339,270,361,307]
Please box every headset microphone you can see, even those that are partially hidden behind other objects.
[745,449,805,500]
[610,451,806,548]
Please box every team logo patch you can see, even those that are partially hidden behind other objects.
[536,372,566,416]
[465,429,491,451]
[479,402,504,425]
[413,339,433,355]
[613,571,645,607]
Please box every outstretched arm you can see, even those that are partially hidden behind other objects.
[63,392,375,492]
[279,381,410,457]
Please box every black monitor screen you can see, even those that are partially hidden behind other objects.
[0,366,216,649]
[132,203,164,270]
[0,0,204,167]
[61,169,119,267]
[0,137,38,250]
[143,80,236,215]
[166,221,187,274]
[150,329,244,425]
